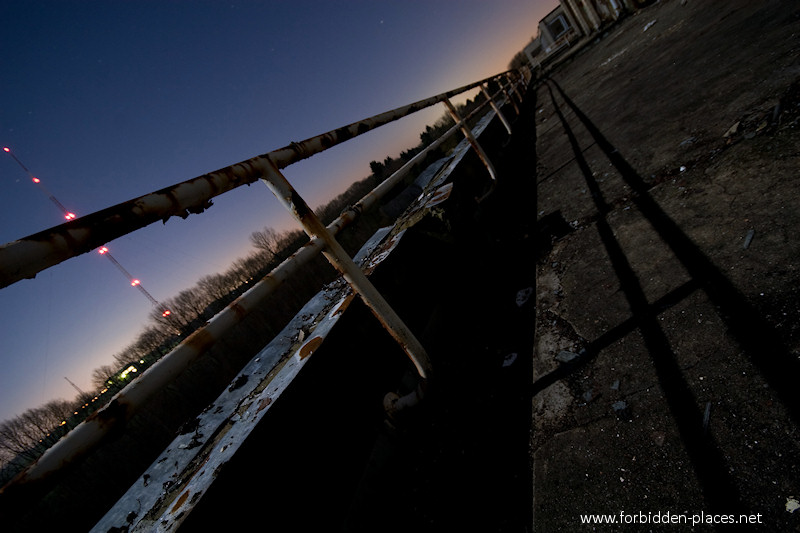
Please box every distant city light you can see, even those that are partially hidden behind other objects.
[131,279,141,286]
[65,212,76,220]
[32,177,40,183]
[2,147,9,152]
[119,365,138,380]
[98,247,109,254]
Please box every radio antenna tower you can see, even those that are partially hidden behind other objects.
[3,146,172,318]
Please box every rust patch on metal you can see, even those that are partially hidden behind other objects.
[331,293,355,316]
[171,490,190,514]
[229,301,248,321]
[384,232,403,250]
[257,397,273,412]
[184,327,217,355]
[85,397,130,436]
[298,336,323,359]
[319,134,336,149]
[426,183,454,207]
[334,125,355,143]
[290,189,313,219]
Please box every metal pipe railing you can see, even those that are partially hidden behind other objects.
[0,70,525,499]
[502,75,522,115]
[0,72,515,289]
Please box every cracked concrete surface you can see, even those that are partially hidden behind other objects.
[531,0,800,530]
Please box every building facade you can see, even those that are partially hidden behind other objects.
[525,0,648,68]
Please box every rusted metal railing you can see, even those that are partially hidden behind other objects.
[0,70,526,504]
[0,73,520,288]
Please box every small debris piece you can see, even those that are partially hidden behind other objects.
[786,497,800,513]
[679,165,687,172]
[771,103,782,125]
[502,353,518,367]
[610,379,620,391]
[612,400,631,420]
[516,287,534,307]
[652,431,666,446]
[702,401,712,433]
[555,350,580,363]
[743,229,755,249]
[643,19,657,32]
[582,389,594,402]
[723,121,740,138]
[680,136,697,147]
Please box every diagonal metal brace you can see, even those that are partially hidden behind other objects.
[481,83,512,135]
[260,158,432,380]
[443,98,497,203]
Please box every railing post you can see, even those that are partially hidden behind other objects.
[507,72,524,103]
[443,98,497,203]
[260,159,432,380]
[501,79,521,115]
[480,83,512,135]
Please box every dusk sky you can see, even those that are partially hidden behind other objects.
[0,1,555,423]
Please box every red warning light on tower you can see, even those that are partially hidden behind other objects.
[6,145,170,315]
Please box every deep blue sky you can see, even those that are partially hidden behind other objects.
[0,1,555,422]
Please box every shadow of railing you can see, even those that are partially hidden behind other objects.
[531,77,776,518]
[546,78,800,427]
